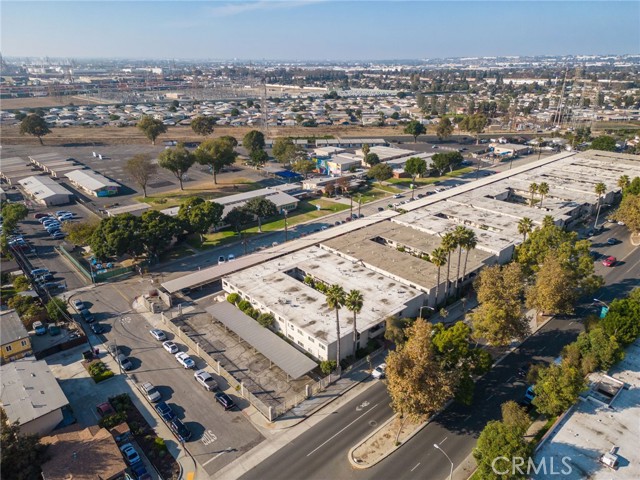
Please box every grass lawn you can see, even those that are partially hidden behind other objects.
[245,198,350,233]
[0,287,16,304]
[355,188,389,204]
[137,179,259,208]
[387,167,475,187]
[191,230,244,249]
[445,167,475,177]
[373,183,403,193]
[159,245,194,262]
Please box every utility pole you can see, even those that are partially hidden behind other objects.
[349,194,353,217]
[283,209,289,241]
[357,194,362,217]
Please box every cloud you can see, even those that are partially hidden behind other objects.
[205,0,322,18]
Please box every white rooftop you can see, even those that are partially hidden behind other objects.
[64,169,120,191]
[18,176,73,201]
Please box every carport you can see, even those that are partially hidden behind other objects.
[206,302,317,380]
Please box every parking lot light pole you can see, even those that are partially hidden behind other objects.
[420,305,435,319]
[433,443,453,480]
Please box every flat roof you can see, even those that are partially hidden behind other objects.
[106,203,151,216]
[0,309,29,345]
[64,169,120,191]
[533,339,640,479]
[206,301,317,379]
[321,221,492,291]
[224,245,422,344]
[29,152,70,166]
[18,176,73,201]
[0,358,68,426]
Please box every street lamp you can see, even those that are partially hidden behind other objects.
[593,298,609,307]
[357,194,362,217]
[420,305,435,319]
[434,443,453,480]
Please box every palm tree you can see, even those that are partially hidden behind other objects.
[538,182,549,207]
[325,284,346,370]
[518,217,534,243]
[528,182,539,207]
[618,175,630,193]
[453,225,468,294]
[459,229,478,293]
[594,182,607,229]
[345,290,364,356]
[430,247,447,307]
[441,232,458,301]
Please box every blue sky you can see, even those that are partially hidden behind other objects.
[2,1,638,60]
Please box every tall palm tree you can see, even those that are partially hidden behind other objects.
[459,229,478,293]
[538,182,549,207]
[518,217,534,243]
[453,225,468,294]
[430,247,447,307]
[618,175,630,193]
[441,232,458,301]
[528,182,539,207]
[345,290,364,356]
[594,182,607,229]
[325,284,346,370]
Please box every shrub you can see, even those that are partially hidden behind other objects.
[257,313,275,328]
[320,360,337,375]
[243,307,256,318]
[12,275,30,292]
[88,362,114,383]
[303,275,315,287]
[237,300,252,312]
[249,309,260,320]
[153,436,168,453]
[226,293,240,305]
[98,412,127,429]
[110,393,132,413]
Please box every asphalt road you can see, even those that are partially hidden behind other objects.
[70,280,264,477]
[241,232,639,480]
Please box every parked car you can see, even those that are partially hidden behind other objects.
[51,231,66,240]
[34,213,51,219]
[149,329,166,341]
[141,382,161,402]
[371,363,387,379]
[163,341,179,354]
[602,256,617,267]
[345,216,352,222]
[194,369,218,391]
[169,418,192,442]
[377,207,384,212]
[227,254,236,261]
[91,323,105,334]
[55,210,73,217]
[392,194,403,199]
[175,352,196,369]
[523,386,536,405]
[606,237,618,245]
[35,273,54,283]
[215,392,236,410]
[33,321,47,335]
[30,268,49,277]
[96,402,116,417]
[120,443,141,465]
[218,256,226,264]
[117,354,133,371]
[73,299,85,310]
[154,401,175,421]
[80,309,95,323]
[57,213,74,221]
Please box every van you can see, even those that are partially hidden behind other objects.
[33,321,47,335]
[30,268,49,277]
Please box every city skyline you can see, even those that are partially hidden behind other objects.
[2,1,639,60]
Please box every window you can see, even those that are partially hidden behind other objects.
[21,340,28,347]
[297,340,304,347]
[5,345,12,352]
[297,329,303,335]
[307,336,314,343]
[288,334,294,340]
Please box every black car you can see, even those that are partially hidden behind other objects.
[80,309,95,323]
[91,323,105,334]
[154,402,175,422]
[377,207,384,212]
[215,392,236,410]
[169,418,192,442]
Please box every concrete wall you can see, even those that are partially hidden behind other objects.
[20,408,63,436]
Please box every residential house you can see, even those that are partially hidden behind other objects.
[0,309,32,364]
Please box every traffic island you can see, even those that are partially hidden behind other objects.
[349,414,426,469]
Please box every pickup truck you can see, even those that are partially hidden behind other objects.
[194,369,218,391]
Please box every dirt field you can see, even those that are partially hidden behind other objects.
[0,96,101,110]
[0,124,407,146]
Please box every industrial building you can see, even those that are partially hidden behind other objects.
[18,175,73,206]
[64,169,120,197]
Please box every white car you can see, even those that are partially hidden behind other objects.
[150,329,166,341]
[163,341,179,354]
[194,369,218,391]
[142,382,161,402]
[72,299,85,311]
[175,352,196,369]
[372,363,387,379]
[392,194,403,199]
[227,254,235,261]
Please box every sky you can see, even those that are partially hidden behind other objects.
[2,1,639,60]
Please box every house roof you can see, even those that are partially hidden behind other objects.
[64,169,120,191]
[40,425,127,480]
[18,176,73,202]
[0,358,68,426]
[0,309,29,345]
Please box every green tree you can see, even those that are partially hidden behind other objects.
[361,143,370,161]
[325,284,346,367]
[247,149,269,168]
[19,114,51,145]
[616,191,640,233]
[431,153,450,176]
[61,220,99,246]
[124,153,158,198]
[601,295,640,346]
[617,174,630,193]
[367,163,393,185]
[364,152,380,167]
[140,210,181,256]
[190,115,217,136]
[224,206,253,234]
[501,400,532,433]
[291,158,316,178]
[345,289,364,355]
[1,203,29,233]
[137,115,167,145]
[430,247,447,306]
[538,182,549,207]
[459,114,488,144]
[257,313,275,328]
[532,363,586,416]
[517,217,533,243]
[244,197,277,233]
[384,316,412,345]
[568,327,624,375]
[242,130,266,154]
[158,143,195,190]
[528,182,538,207]
[473,419,533,480]
[526,255,579,315]
[403,120,426,143]
[46,298,69,324]
[593,182,606,228]
[589,135,617,152]
[194,136,238,185]
[90,214,143,259]
[404,157,427,199]
[177,197,224,241]
[458,227,477,291]
[13,275,31,292]
[435,116,454,141]
[441,232,458,300]
[386,319,455,428]
[1,407,49,480]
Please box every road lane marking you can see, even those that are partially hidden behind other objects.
[411,463,421,472]
[356,401,370,411]
[202,448,233,467]
[439,436,448,445]
[201,430,217,445]
[306,403,380,457]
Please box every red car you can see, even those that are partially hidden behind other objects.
[34,213,52,219]
[602,256,617,267]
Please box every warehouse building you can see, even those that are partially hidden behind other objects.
[64,169,120,197]
[18,175,73,206]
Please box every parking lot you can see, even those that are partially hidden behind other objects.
[67,279,264,476]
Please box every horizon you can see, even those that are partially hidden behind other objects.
[2,1,638,60]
